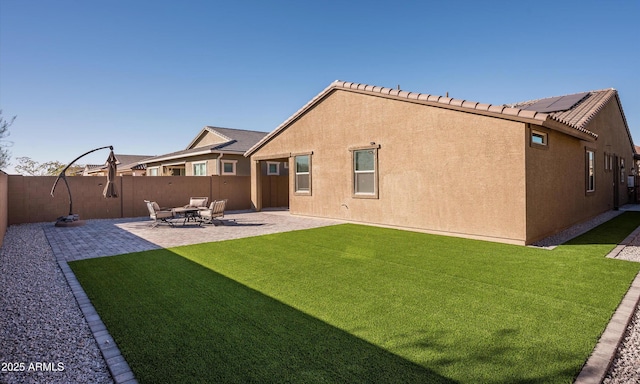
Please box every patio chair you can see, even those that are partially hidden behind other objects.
[145,200,176,228]
[200,199,227,225]
[185,197,208,209]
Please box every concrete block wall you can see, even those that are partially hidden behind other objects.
[5,175,252,226]
[0,171,7,247]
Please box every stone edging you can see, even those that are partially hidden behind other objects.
[55,259,137,384]
[575,227,640,384]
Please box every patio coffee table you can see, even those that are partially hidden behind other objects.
[172,207,202,226]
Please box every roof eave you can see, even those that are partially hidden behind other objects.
[139,149,215,164]
[139,148,247,165]
[542,119,597,142]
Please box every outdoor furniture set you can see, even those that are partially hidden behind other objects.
[144,197,228,228]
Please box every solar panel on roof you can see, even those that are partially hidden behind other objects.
[521,92,590,113]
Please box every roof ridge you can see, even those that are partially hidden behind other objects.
[206,126,268,135]
[205,126,233,142]
[332,80,551,122]
[244,80,603,157]
[552,89,617,131]
[507,88,616,108]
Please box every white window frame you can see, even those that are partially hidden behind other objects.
[147,166,159,176]
[220,160,237,175]
[192,161,207,176]
[294,154,311,195]
[351,145,380,198]
[586,149,595,193]
[267,161,280,176]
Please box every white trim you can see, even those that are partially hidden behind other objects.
[162,161,186,166]
[586,149,595,192]
[147,166,160,176]
[221,159,238,175]
[353,148,378,197]
[142,149,213,164]
[267,161,280,175]
[294,155,311,194]
[192,161,207,176]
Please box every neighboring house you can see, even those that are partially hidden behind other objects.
[139,126,269,177]
[83,154,154,176]
[246,80,636,245]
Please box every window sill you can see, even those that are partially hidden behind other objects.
[352,193,378,199]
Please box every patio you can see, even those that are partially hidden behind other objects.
[44,210,343,262]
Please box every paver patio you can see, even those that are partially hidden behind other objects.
[44,210,343,261]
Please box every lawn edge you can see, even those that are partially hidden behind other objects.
[56,258,138,384]
[574,271,640,384]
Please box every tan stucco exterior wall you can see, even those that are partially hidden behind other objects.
[525,97,636,243]
[252,90,528,244]
[191,131,228,148]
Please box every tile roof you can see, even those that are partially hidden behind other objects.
[246,81,621,156]
[506,89,618,137]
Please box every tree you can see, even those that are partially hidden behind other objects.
[0,110,16,170]
[14,157,79,176]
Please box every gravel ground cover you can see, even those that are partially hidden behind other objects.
[603,223,640,383]
[0,223,112,384]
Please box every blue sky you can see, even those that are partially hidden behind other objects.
[1,0,638,172]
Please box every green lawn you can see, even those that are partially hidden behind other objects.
[70,212,640,383]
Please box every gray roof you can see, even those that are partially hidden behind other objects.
[141,126,268,164]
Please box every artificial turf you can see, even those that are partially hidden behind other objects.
[69,212,640,383]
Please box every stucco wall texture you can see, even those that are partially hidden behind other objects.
[0,171,7,247]
[525,97,635,243]
[6,175,251,225]
[251,90,634,245]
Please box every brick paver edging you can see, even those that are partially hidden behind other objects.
[575,227,640,384]
[55,258,137,384]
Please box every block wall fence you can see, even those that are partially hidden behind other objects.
[0,175,252,240]
[0,171,7,247]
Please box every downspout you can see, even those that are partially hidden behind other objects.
[216,153,224,176]
[214,152,224,202]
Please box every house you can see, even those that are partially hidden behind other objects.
[83,154,154,176]
[245,80,636,245]
[140,126,270,177]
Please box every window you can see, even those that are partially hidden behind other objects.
[221,160,237,175]
[193,162,207,176]
[621,158,625,184]
[531,130,547,146]
[267,162,280,176]
[586,149,595,192]
[353,147,378,197]
[295,155,310,193]
[148,167,159,176]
